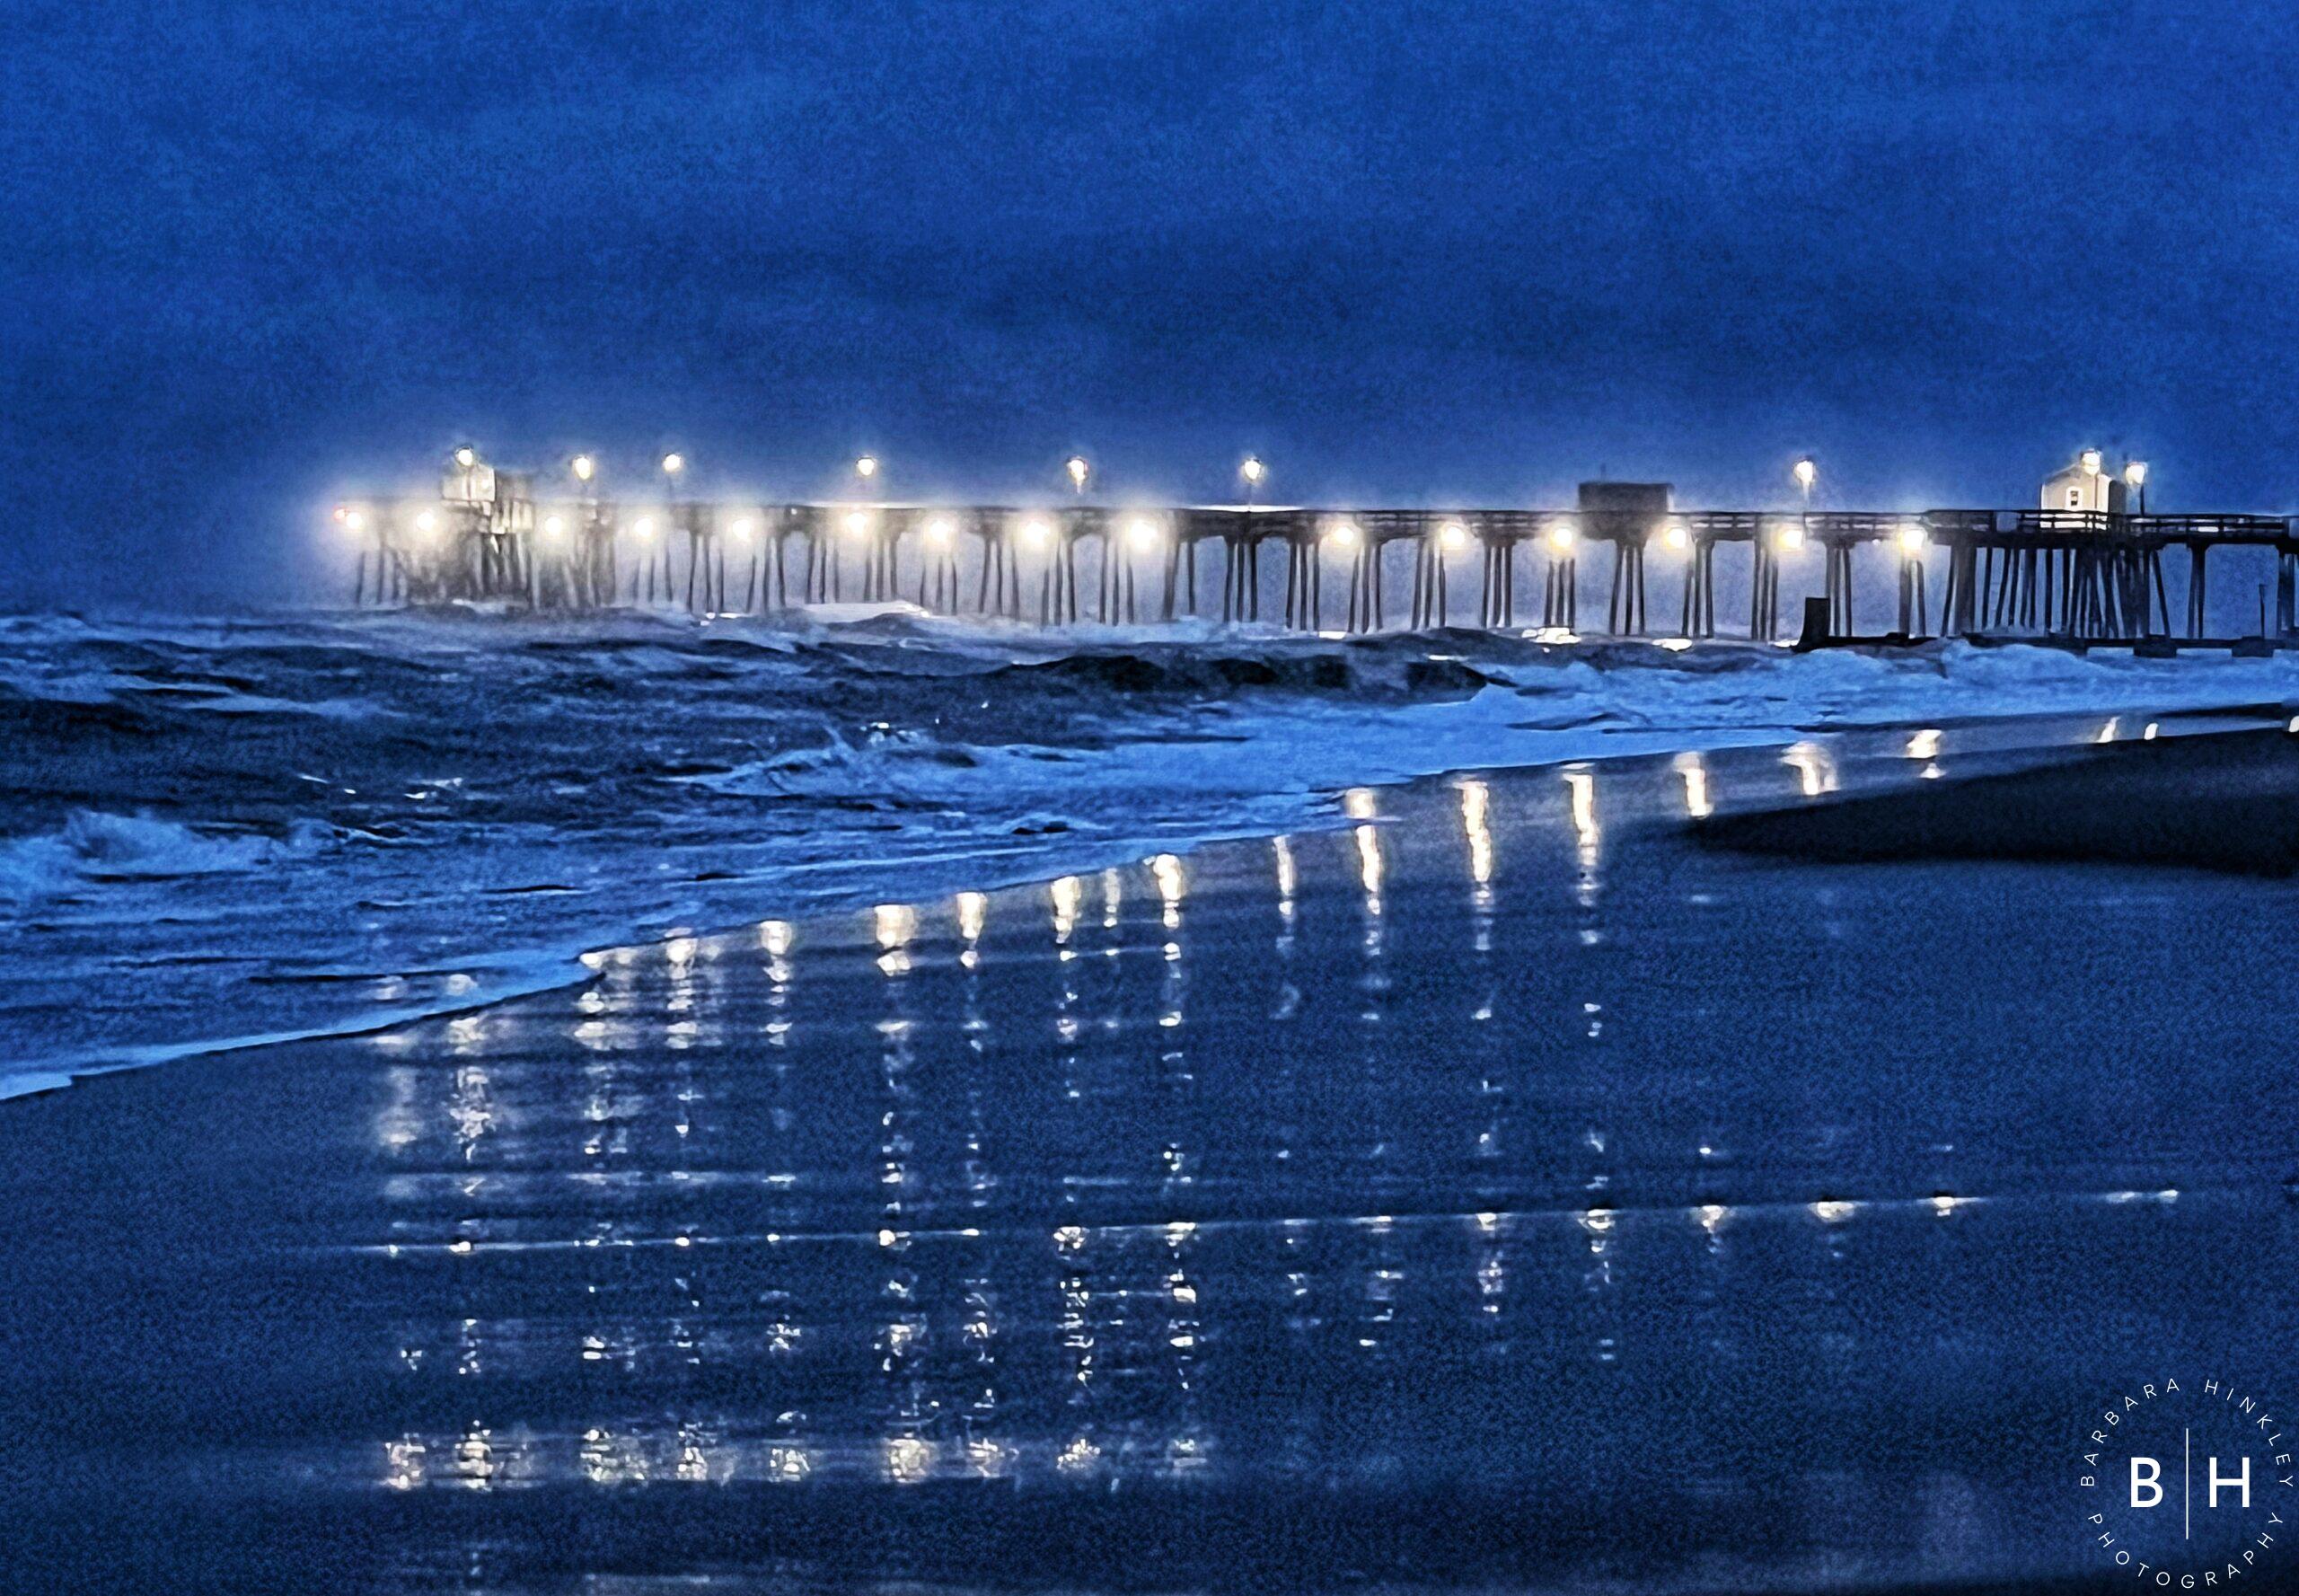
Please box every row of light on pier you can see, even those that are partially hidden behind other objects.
[339,448,2110,556]
[498,445,1258,500]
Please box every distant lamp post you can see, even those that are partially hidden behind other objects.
[2080,448,2103,476]
[854,454,879,485]
[571,454,595,485]
[1127,517,1160,552]
[1066,455,1090,494]
[1793,456,1818,506]
[1241,455,1266,508]
[661,453,685,494]
[454,445,477,471]
[2124,458,2149,514]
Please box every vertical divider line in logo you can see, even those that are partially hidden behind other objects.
[2185,1426,2191,1540]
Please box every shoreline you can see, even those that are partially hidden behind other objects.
[8,705,2298,1592]
[13,702,2292,1105]
[10,605,2299,1102]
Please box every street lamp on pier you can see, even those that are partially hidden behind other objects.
[1241,455,1266,509]
[2125,459,2148,515]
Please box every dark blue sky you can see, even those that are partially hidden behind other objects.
[5,0,2295,604]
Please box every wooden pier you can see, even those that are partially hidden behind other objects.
[334,475,2299,645]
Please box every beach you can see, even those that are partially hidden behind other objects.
[5,717,2298,1592]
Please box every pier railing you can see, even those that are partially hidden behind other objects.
[333,495,2299,645]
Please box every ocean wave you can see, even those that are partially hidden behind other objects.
[0,811,339,898]
[4,609,2299,1098]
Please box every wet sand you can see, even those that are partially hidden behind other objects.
[4,718,2299,1592]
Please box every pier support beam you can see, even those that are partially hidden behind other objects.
[1480,539,1517,628]
[1542,551,1578,631]
[1606,541,1647,634]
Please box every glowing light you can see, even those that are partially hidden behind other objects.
[2124,459,2148,488]
[1793,456,1817,491]
[729,516,756,542]
[1458,778,1493,886]
[1662,520,1689,551]
[571,454,595,482]
[1784,740,1837,797]
[542,515,565,539]
[454,446,476,469]
[1564,767,1599,850]
[1066,455,1089,489]
[874,904,916,951]
[414,510,437,534]
[1240,455,1265,486]
[1151,853,1185,930]
[1326,520,1361,550]
[1896,524,1927,555]
[2079,448,2102,475]
[956,890,987,942]
[661,452,684,477]
[1775,523,1806,552]
[633,516,657,542]
[925,516,956,546]
[343,508,366,532]
[854,454,878,480]
[1022,517,1053,548]
[1545,520,1577,552]
[844,510,871,538]
[1439,521,1468,551]
[1126,516,1159,551]
[1672,751,1713,819]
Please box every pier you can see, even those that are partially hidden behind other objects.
[333,455,2299,645]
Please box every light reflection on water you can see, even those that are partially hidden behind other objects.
[14,718,2299,1590]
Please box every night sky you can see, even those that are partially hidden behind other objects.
[6,1,2295,605]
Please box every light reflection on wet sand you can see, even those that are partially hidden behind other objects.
[4,718,2299,1590]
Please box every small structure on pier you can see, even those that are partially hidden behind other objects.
[2042,450,2128,515]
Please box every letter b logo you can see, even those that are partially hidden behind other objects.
[2129,1456,2163,1508]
